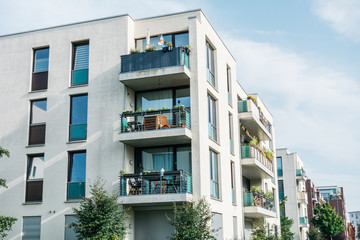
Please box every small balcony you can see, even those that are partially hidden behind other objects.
[297,192,308,204]
[238,100,271,141]
[299,217,309,227]
[296,169,306,181]
[119,47,190,91]
[119,170,192,205]
[118,107,191,147]
[243,191,276,218]
[241,144,274,179]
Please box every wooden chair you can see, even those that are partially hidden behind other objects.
[144,116,170,130]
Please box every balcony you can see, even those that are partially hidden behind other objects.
[243,191,276,218]
[296,169,306,181]
[297,192,308,204]
[118,107,191,147]
[241,144,274,179]
[119,170,192,205]
[119,47,190,91]
[299,217,309,227]
[238,100,271,141]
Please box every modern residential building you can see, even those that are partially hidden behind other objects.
[317,185,347,240]
[277,148,309,240]
[0,10,281,240]
[305,179,325,226]
[349,211,360,240]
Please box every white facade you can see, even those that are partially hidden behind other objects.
[277,148,309,240]
[0,10,280,240]
[349,211,360,240]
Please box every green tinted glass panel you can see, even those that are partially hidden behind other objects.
[68,182,85,199]
[238,100,248,112]
[243,192,253,206]
[70,124,87,141]
[72,69,88,85]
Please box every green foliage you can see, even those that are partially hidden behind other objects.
[145,45,157,52]
[312,202,344,240]
[280,197,295,240]
[0,146,10,188]
[251,218,279,240]
[168,198,216,240]
[307,226,324,240]
[357,224,360,239]
[0,216,17,239]
[70,179,127,240]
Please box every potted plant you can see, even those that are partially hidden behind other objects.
[145,45,157,52]
[184,45,191,54]
[249,136,258,147]
[130,48,141,54]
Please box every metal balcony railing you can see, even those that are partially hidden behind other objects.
[243,191,276,212]
[120,47,190,73]
[120,107,191,133]
[241,144,273,172]
[119,170,192,196]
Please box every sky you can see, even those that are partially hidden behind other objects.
[0,0,359,212]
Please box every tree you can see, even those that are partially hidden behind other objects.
[312,202,344,240]
[251,218,279,240]
[0,146,17,239]
[168,198,216,240]
[280,197,294,240]
[70,179,127,240]
[357,224,360,239]
[306,226,324,240]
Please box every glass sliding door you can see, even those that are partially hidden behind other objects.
[136,89,173,111]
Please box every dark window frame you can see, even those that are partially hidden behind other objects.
[67,151,86,200]
[29,99,47,145]
[69,94,88,141]
[206,41,216,86]
[209,149,220,199]
[25,154,44,203]
[208,94,217,141]
[135,31,189,50]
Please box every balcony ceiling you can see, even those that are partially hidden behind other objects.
[238,113,271,141]
[242,158,274,179]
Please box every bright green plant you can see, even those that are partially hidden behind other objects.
[168,198,217,240]
[249,136,259,147]
[357,224,360,239]
[312,202,344,240]
[307,226,324,240]
[130,48,141,54]
[69,179,127,240]
[145,45,157,52]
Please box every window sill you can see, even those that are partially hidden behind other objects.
[23,202,42,205]
[26,144,45,148]
[67,140,87,144]
[207,81,219,93]
[209,137,220,146]
[29,89,47,94]
[210,197,222,202]
[65,199,84,203]
[69,84,88,88]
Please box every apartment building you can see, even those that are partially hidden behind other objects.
[317,186,347,240]
[277,148,309,240]
[349,211,360,240]
[0,10,280,240]
[305,179,325,226]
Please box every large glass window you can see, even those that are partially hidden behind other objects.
[72,42,89,85]
[136,89,173,111]
[242,176,250,192]
[29,99,47,145]
[22,216,41,240]
[65,215,78,240]
[227,66,232,105]
[229,113,233,153]
[231,161,236,204]
[206,42,215,86]
[208,94,217,141]
[175,88,190,108]
[210,150,219,199]
[278,180,284,200]
[26,155,44,202]
[277,157,283,177]
[69,95,88,141]
[211,213,223,239]
[32,48,49,91]
[67,152,86,200]
[136,32,189,51]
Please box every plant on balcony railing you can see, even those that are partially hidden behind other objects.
[243,189,275,212]
[241,144,274,172]
[240,96,270,128]
[120,107,191,133]
[119,170,192,196]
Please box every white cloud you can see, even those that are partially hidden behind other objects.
[312,0,360,40]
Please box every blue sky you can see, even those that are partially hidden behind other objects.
[1,0,359,212]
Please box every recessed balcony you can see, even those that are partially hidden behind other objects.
[238,100,272,141]
[296,169,306,181]
[299,217,309,227]
[118,107,191,147]
[241,144,274,179]
[297,192,308,204]
[119,170,192,206]
[119,47,190,91]
[243,191,276,218]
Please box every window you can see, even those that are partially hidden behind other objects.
[231,161,236,204]
[229,113,233,153]
[65,215,78,240]
[67,152,86,200]
[32,48,49,91]
[208,94,217,141]
[277,157,283,177]
[233,216,238,240]
[227,66,232,105]
[206,41,215,86]
[278,180,284,200]
[22,216,41,240]
[69,95,88,141]
[242,176,250,192]
[72,42,89,85]
[135,32,189,51]
[211,213,223,239]
[210,150,219,199]
[29,99,47,145]
[26,155,44,202]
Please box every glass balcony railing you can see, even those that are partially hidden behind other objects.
[67,182,85,199]
[119,170,192,196]
[277,169,283,177]
[120,47,189,73]
[238,100,270,129]
[300,217,308,225]
[120,107,191,133]
[241,144,273,172]
[71,69,88,85]
[69,124,87,141]
[243,191,276,212]
[279,192,285,200]
[296,169,305,177]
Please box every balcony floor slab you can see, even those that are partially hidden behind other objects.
[118,193,193,206]
[244,206,277,218]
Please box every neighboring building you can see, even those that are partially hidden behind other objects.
[349,211,360,240]
[348,222,356,240]
[306,179,323,226]
[318,186,347,240]
[277,148,309,240]
[0,10,280,240]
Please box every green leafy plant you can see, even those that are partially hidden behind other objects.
[130,48,141,54]
[135,109,143,113]
[307,226,324,240]
[146,108,157,112]
[167,42,173,47]
[160,106,168,110]
[249,136,259,147]
[251,218,279,240]
[119,170,128,176]
[168,198,217,240]
[357,224,360,239]
[264,149,274,161]
[312,202,344,240]
[265,191,274,199]
[145,45,157,52]
[69,179,127,239]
